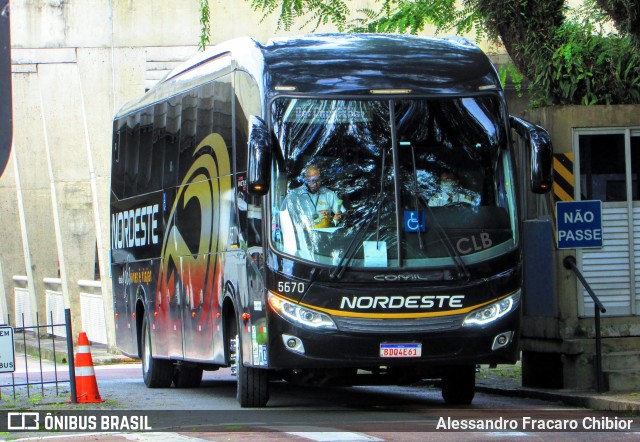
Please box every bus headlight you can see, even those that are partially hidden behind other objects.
[268,292,337,330]
[462,291,521,327]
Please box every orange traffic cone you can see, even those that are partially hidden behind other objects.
[73,332,104,403]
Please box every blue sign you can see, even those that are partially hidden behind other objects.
[556,200,603,249]
[404,210,426,232]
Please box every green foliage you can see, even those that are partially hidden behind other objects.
[245,1,485,38]
[573,0,615,32]
[249,0,350,31]
[198,0,211,51]
[27,393,44,403]
[350,1,460,35]
[594,0,640,43]
[531,20,640,106]
[499,62,526,96]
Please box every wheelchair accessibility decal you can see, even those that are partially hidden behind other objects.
[404,211,426,232]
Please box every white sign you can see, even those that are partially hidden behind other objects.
[0,326,15,373]
[363,241,387,267]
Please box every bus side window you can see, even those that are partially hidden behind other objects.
[123,113,140,198]
[235,71,262,247]
[111,123,126,200]
[179,91,198,173]
[195,83,215,151]
[212,76,234,161]
[163,97,181,190]
[136,108,162,194]
[235,72,260,174]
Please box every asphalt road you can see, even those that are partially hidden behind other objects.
[2,362,639,440]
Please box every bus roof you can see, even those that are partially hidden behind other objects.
[116,34,501,119]
[261,34,500,95]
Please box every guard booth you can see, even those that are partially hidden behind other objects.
[519,105,640,391]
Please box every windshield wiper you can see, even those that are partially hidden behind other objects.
[415,194,471,281]
[330,192,387,280]
[331,145,390,280]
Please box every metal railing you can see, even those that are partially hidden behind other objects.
[563,255,607,393]
[0,308,76,402]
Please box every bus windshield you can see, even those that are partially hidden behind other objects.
[270,97,517,270]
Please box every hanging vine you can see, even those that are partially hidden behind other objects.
[198,0,211,51]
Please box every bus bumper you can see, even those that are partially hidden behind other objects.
[266,308,520,371]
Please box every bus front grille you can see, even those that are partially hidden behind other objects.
[333,314,464,334]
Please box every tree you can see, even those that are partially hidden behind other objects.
[200,1,640,106]
[470,0,640,105]
[595,0,640,42]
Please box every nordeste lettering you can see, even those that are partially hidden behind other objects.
[340,294,465,310]
[111,204,159,249]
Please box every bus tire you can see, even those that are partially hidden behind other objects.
[141,315,173,388]
[230,316,269,407]
[441,365,475,405]
[173,366,203,388]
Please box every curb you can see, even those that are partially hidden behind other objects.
[14,340,138,366]
[476,384,640,413]
[14,340,69,364]
[92,356,139,365]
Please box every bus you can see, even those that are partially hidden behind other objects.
[110,34,552,407]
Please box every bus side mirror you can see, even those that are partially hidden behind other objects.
[510,116,553,194]
[247,115,272,196]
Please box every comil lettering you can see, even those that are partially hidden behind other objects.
[111,204,159,249]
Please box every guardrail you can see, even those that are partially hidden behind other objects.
[0,309,76,402]
[563,255,607,393]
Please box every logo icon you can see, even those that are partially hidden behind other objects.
[7,412,39,430]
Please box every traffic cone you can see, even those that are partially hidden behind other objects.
[73,332,104,403]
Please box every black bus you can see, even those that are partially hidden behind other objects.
[110,34,552,407]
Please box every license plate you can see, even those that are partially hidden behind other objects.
[380,343,422,358]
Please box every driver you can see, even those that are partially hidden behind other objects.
[429,170,479,207]
[283,164,345,228]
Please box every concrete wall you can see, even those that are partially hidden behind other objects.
[522,105,640,390]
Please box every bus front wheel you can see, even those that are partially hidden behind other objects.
[141,315,173,388]
[441,365,476,405]
[229,316,269,407]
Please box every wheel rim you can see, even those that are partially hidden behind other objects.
[143,322,151,375]
[230,334,239,376]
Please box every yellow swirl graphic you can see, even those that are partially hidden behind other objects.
[157,133,232,311]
